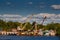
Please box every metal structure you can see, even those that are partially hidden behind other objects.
[17,14,34,31]
[41,16,47,25]
[30,16,47,35]
[17,14,47,32]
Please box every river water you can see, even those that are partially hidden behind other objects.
[0,35,60,40]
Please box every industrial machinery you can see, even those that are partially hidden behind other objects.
[17,14,33,31]
[17,14,47,35]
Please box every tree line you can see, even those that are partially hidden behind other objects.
[0,19,60,35]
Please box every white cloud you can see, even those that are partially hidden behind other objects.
[28,2,32,4]
[3,14,22,17]
[6,2,11,5]
[33,13,56,18]
[28,13,60,24]
[51,5,60,9]
[0,13,60,24]
[39,2,46,9]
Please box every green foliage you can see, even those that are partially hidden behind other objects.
[0,19,60,35]
[25,22,32,30]
[46,23,60,35]
[0,20,21,31]
[37,24,44,29]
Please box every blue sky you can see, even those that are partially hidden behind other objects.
[0,0,60,16]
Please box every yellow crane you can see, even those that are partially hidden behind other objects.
[17,14,47,33]
[17,14,34,31]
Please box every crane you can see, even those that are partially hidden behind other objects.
[30,16,47,35]
[17,14,47,33]
[41,16,47,25]
[17,14,34,31]
[30,16,47,30]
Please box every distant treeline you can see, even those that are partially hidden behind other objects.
[0,19,60,35]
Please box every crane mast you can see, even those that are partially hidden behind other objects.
[22,14,33,30]
[17,14,33,31]
[41,16,47,25]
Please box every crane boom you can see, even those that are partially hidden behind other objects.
[41,16,47,25]
[19,14,33,30]
[22,14,33,30]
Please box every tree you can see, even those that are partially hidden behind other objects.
[0,19,7,30]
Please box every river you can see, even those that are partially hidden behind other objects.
[0,35,60,40]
